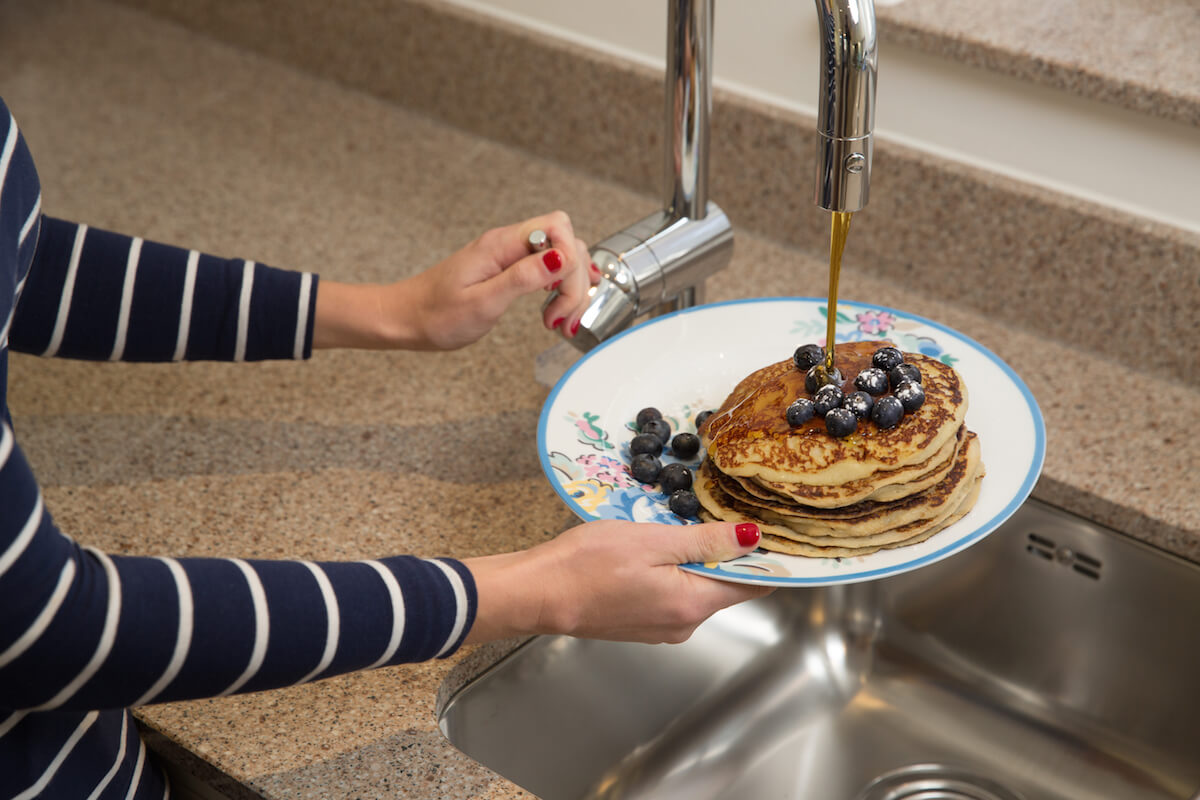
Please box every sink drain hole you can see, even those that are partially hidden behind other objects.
[857,764,1024,800]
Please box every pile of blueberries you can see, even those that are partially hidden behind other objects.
[628,407,712,519]
[788,344,926,438]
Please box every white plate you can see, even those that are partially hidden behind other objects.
[537,298,1045,587]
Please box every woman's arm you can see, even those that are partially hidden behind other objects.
[1,415,766,711]
[11,211,594,361]
[11,217,316,362]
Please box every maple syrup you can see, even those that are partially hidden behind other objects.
[813,210,853,385]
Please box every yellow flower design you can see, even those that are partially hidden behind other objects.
[563,479,610,513]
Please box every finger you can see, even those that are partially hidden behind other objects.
[585,246,602,287]
[645,520,763,567]
[541,238,591,334]
[470,246,568,322]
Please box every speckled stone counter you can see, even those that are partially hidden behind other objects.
[875,0,1200,127]
[2,1,1197,799]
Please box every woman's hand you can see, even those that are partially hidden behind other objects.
[463,520,772,646]
[313,211,598,351]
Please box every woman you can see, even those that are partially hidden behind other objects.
[0,96,767,798]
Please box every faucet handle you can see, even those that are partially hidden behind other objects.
[568,251,638,352]
[556,206,733,353]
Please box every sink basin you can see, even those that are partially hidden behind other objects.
[439,499,1200,799]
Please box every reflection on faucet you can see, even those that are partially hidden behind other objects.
[565,0,877,352]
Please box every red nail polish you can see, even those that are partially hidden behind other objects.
[550,280,562,291]
[590,261,599,274]
[543,250,563,272]
[551,317,565,330]
[569,318,580,336]
[736,523,760,547]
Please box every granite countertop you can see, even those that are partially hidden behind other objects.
[876,0,1200,127]
[3,1,1198,799]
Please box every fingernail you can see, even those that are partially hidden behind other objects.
[550,280,562,291]
[543,250,563,272]
[551,317,565,330]
[736,523,760,547]
[569,318,580,336]
[589,261,599,275]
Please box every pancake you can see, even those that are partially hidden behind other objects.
[697,432,982,542]
[712,426,968,524]
[740,424,965,509]
[756,477,983,558]
[700,341,967,487]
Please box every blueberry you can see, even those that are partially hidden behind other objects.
[660,462,694,494]
[812,384,844,417]
[694,409,715,429]
[793,343,825,371]
[668,489,701,518]
[872,346,904,372]
[895,380,926,412]
[844,390,874,419]
[671,432,701,459]
[630,433,663,457]
[854,367,889,395]
[825,407,858,438]
[786,397,816,427]
[630,453,662,484]
[636,407,662,430]
[871,395,904,429]
[641,418,672,444]
[889,363,922,389]
[805,364,843,394]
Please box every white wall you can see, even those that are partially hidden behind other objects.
[440,0,1200,234]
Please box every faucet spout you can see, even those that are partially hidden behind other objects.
[665,0,712,222]
[813,0,877,213]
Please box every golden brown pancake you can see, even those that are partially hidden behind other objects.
[697,432,982,541]
[755,478,982,558]
[700,342,967,487]
[741,424,965,509]
[710,427,968,523]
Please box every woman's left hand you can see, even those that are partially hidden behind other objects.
[313,211,599,351]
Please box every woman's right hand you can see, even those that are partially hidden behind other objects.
[313,211,598,352]
[463,520,772,646]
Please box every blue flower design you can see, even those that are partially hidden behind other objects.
[594,487,680,525]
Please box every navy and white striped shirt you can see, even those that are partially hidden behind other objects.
[1,97,477,799]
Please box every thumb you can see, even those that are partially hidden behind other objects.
[658,521,762,566]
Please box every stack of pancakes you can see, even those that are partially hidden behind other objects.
[696,341,984,557]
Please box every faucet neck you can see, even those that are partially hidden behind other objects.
[664,0,713,222]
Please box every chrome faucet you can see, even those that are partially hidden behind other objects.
[563,0,877,352]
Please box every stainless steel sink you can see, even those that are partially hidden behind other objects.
[439,500,1200,800]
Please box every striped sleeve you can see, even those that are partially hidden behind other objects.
[9,216,318,362]
[0,421,478,714]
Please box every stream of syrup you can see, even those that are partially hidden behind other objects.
[819,210,853,380]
